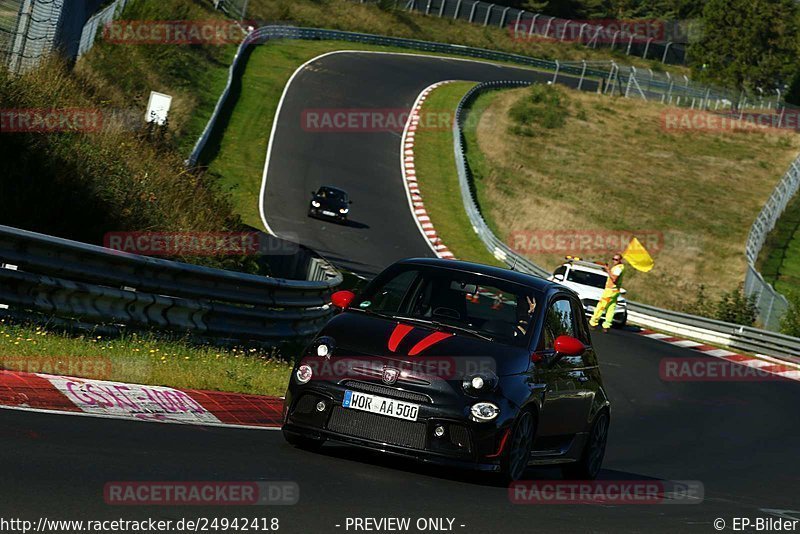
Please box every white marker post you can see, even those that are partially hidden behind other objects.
[145,91,172,126]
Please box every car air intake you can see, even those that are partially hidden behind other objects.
[327,406,427,449]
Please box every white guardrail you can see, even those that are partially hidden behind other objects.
[0,225,341,346]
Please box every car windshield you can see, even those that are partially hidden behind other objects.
[351,265,541,347]
[318,188,346,201]
[567,269,608,289]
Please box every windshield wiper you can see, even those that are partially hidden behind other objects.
[393,315,494,342]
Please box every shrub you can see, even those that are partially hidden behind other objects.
[780,292,800,337]
[508,83,569,136]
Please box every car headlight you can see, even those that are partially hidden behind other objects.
[339,208,349,214]
[310,336,335,358]
[462,371,498,395]
[470,402,500,422]
[311,201,321,208]
[296,364,313,384]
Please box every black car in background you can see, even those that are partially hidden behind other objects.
[282,258,611,481]
[308,186,351,223]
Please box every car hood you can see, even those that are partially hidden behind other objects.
[558,281,626,302]
[312,196,348,209]
[312,311,529,378]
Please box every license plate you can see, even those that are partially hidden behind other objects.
[342,390,420,421]
[322,210,336,217]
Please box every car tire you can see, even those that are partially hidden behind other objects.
[561,410,609,480]
[283,429,326,451]
[614,313,627,329]
[501,411,536,482]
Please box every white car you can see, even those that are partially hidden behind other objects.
[548,258,628,328]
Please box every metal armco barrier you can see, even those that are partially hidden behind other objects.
[452,81,800,361]
[0,225,341,344]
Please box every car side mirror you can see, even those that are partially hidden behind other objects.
[331,290,356,309]
[620,288,627,295]
[554,335,586,356]
[553,273,564,282]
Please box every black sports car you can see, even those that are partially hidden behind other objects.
[308,186,351,223]
[282,258,610,481]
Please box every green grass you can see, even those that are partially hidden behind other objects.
[0,320,292,396]
[412,81,504,267]
[758,193,800,295]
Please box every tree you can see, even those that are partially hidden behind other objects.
[690,0,799,92]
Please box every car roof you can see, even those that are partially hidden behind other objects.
[396,257,562,293]
[318,186,347,194]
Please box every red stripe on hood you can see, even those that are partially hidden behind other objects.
[388,323,414,352]
[409,332,454,356]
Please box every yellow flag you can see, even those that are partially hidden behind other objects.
[622,237,655,273]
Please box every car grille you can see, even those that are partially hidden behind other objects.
[582,299,599,309]
[449,424,470,451]
[341,380,431,404]
[327,406,427,449]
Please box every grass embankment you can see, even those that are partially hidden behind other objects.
[758,195,800,297]
[247,0,683,74]
[410,82,504,267]
[0,320,291,396]
[460,85,800,312]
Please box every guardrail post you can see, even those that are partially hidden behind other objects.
[453,0,461,19]
[528,13,539,37]
[578,23,587,44]
[643,37,652,59]
[560,20,570,41]
[610,30,619,50]
[626,33,635,55]
[543,16,553,38]
[661,41,671,63]
[468,1,478,22]
[484,4,494,26]
[552,59,560,84]
[425,0,432,14]
[514,10,524,36]
[625,66,635,98]
[499,7,510,27]
[439,0,446,17]
[578,59,587,90]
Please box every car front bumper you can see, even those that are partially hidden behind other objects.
[282,383,516,470]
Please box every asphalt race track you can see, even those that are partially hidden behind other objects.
[261,52,596,276]
[2,52,799,533]
[2,332,799,532]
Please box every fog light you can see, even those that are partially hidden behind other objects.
[316,401,326,412]
[471,376,485,390]
[433,425,445,438]
[470,402,500,421]
[296,364,313,384]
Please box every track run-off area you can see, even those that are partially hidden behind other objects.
[2,51,798,533]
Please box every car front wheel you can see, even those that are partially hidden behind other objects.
[562,410,609,480]
[501,411,536,481]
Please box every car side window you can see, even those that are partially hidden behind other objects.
[360,270,419,313]
[542,298,577,350]
[571,298,591,343]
